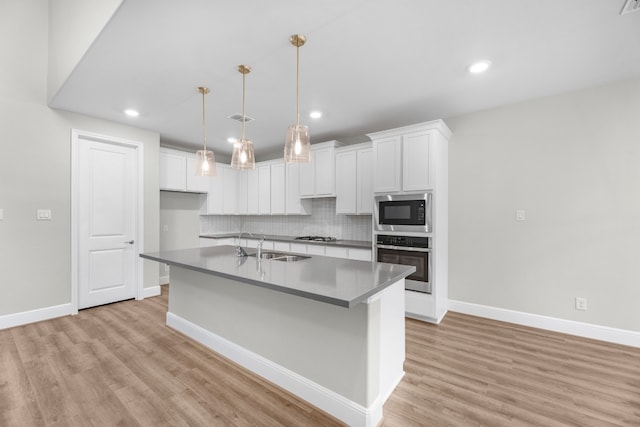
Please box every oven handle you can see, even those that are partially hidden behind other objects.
[375,244,431,253]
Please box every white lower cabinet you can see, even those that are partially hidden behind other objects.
[200,237,235,247]
[290,243,307,254]
[273,241,290,252]
[325,246,348,259]
[348,248,372,261]
[305,245,326,256]
[405,291,436,321]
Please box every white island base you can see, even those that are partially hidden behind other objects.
[167,267,406,427]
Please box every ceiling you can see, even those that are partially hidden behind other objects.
[50,0,640,160]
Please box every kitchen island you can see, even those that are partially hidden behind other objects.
[140,245,414,427]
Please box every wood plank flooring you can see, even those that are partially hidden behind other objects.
[1,286,639,426]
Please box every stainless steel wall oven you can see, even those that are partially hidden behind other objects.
[375,234,431,294]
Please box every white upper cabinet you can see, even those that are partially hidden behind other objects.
[335,143,373,215]
[286,163,311,215]
[371,136,402,193]
[299,141,340,198]
[402,131,432,192]
[335,150,357,214]
[206,163,224,214]
[270,161,286,215]
[258,164,271,214]
[160,149,186,191]
[356,147,374,214]
[368,120,451,194]
[160,148,209,193]
[237,170,248,214]
[247,168,259,214]
[222,166,238,215]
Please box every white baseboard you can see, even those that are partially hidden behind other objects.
[142,285,161,299]
[0,303,73,330]
[167,312,380,427]
[448,300,640,349]
[159,275,169,285]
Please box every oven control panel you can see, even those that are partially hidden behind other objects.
[376,234,430,248]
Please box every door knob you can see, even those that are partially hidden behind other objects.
[125,240,135,244]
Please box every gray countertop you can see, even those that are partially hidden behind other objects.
[199,233,372,250]
[141,245,414,308]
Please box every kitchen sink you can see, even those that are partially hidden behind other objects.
[249,252,310,262]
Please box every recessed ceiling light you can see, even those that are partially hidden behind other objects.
[309,111,322,119]
[124,109,140,117]
[467,60,491,74]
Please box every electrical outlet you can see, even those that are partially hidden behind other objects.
[37,209,52,220]
[163,225,169,232]
[164,264,170,272]
[575,297,587,311]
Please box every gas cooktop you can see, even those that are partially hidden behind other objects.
[294,236,338,242]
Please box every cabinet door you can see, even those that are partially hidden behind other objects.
[286,163,308,214]
[206,164,224,214]
[357,148,374,214]
[348,248,372,261]
[237,170,248,214]
[222,167,238,215]
[373,136,401,193]
[306,244,325,256]
[325,246,348,259]
[270,162,286,215]
[402,131,431,191]
[247,168,259,214]
[258,164,271,214]
[186,156,209,193]
[335,150,357,214]
[314,147,335,196]
[273,241,290,252]
[160,150,186,191]
[298,160,314,197]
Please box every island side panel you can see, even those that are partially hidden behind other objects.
[168,266,379,407]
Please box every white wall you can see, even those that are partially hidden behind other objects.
[47,0,123,102]
[447,77,640,332]
[0,0,159,317]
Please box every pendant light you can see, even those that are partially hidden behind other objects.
[284,34,311,163]
[195,86,216,176]
[230,65,256,170]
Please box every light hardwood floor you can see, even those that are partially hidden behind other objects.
[1,286,639,426]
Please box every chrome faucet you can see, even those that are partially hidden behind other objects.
[256,235,265,259]
[236,230,250,257]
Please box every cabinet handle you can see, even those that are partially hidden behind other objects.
[125,240,135,245]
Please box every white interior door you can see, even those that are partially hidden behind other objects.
[78,139,138,309]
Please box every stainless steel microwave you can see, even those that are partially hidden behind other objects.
[374,193,432,232]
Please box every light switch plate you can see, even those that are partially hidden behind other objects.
[37,209,52,220]
[515,210,526,221]
[0,208,3,220]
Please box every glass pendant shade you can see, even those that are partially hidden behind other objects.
[230,138,255,170]
[195,86,216,176]
[284,124,311,163]
[195,149,216,176]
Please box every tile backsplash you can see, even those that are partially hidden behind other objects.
[200,198,372,242]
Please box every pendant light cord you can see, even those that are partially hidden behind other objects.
[296,44,300,126]
[201,89,207,151]
[242,71,247,140]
